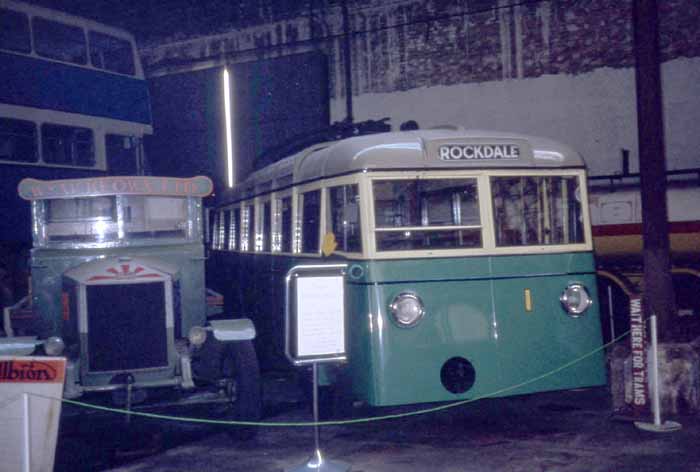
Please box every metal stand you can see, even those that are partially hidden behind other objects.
[635,314,682,433]
[22,393,30,472]
[287,364,350,472]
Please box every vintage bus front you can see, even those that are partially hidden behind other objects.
[336,135,606,406]
[18,176,212,396]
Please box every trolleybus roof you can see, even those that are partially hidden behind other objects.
[231,128,585,200]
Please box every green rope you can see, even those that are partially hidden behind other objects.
[32,329,631,428]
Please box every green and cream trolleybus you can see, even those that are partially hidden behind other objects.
[208,128,606,407]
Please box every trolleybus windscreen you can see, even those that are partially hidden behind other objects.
[491,175,584,246]
[373,178,481,251]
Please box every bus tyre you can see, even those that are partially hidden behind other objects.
[222,340,262,440]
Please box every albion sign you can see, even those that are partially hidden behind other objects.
[0,359,63,383]
[439,144,520,161]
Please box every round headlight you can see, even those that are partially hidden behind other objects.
[44,336,65,356]
[560,283,592,316]
[389,292,425,328]
[188,326,208,347]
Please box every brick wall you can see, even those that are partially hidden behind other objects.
[141,0,700,98]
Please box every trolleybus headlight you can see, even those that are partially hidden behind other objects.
[389,292,425,328]
[559,284,592,316]
[44,336,65,356]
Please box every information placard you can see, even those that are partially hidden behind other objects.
[285,264,347,365]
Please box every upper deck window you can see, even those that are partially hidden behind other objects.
[0,118,38,163]
[373,178,481,251]
[33,17,87,65]
[0,8,31,53]
[42,124,95,167]
[491,176,584,247]
[89,31,135,75]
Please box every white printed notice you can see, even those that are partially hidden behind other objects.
[295,276,345,358]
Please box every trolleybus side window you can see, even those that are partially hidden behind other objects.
[229,208,239,251]
[218,210,227,249]
[277,196,292,253]
[222,210,231,250]
[210,211,219,248]
[42,124,95,167]
[491,175,584,247]
[33,16,87,65]
[0,8,31,53]
[300,190,321,254]
[328,184,362,253]
[241,203,254,251]
[88,31,135,76]
[0,118,38,163]
[259,200,272,252]
[373,178,481,251]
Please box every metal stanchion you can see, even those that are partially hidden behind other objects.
[22,393,30,472]
[634,314,682,433]
[287,363,350,472]
[284,264,351,472]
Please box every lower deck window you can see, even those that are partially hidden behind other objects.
[373,178,482,251]
[42,123,95,167]
[0,118,37,163]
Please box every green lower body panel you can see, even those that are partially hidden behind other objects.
[345,253,607,406]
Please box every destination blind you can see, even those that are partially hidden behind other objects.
[439,144,520,161]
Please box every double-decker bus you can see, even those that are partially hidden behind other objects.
[208,127,607,408]
[0,0,152,304]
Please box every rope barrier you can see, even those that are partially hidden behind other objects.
[29,327,632,428]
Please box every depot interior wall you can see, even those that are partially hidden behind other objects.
[136,1,700,179]
[330,56,700,177]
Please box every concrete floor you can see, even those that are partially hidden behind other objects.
[85,375,700,472]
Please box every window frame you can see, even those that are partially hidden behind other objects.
[41,122,95,168]
[0,8,32,54]
[271,191,293,254]
[256,197,273,253]
[367,169,592,259]
[88,29,136,76]
[32,16,87,65]
[325,178,364,256]
[0,117,39,164]
[296,186,323,256]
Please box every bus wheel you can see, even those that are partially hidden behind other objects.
[220,340,262,440]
